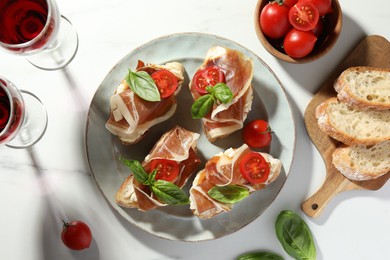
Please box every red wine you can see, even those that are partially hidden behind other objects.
[0,84,11,133]
[0,0,56,53]
[0,80,23,143]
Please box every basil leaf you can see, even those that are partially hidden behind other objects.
[275,210,316,260]
[126,70,161,102]
[191,94,215,119]
[144,169,157,186]
[208,185,249,204]
[213,83,233,104]
[150,180,190,205]
[236,251,284,260]
[119,157,148,184]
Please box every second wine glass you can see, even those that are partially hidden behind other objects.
[0,76,48,148]
[0,0,78,70]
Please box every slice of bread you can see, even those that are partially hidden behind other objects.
[315,97,390,145]
[334,66,390,110]
[332,141,390,181]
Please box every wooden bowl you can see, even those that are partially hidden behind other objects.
[254,0,342,63]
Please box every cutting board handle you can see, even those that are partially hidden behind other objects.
[301,167,350,218]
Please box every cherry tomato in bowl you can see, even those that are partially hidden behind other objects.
[283,28,317,58]
[239,151,270,184]
[61,220,92,251]
[307,0,332,16]
[150,159,180,182]
[260,1,291,39]
[151,69,178,98]
[192,65,225,94]
[243,119,272,149]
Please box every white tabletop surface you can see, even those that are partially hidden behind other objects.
[1,0,389,259]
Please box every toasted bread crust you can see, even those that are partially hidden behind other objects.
[315,97,390,145]
[334,66,390,110]
[332,141,390,181]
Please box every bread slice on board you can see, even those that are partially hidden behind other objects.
[315,97,390,145]
[332,141,390,181]
[334,66,390,110]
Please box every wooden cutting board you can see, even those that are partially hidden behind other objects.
[301,35,390,218]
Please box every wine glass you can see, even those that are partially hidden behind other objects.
[0,76,47,148]
[0,0,78,70]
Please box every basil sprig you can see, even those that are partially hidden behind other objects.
[125,70,161,102]
[236,251,284,260]
[191,83,233,119]
[208,184,249,204]
[120,157,189,205]
[275,210,316,260]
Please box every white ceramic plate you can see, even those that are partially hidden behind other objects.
[85,32,295,241]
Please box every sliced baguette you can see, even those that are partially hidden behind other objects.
[315,97,390,145]
[334,66,390,110]
[332,141,390,181]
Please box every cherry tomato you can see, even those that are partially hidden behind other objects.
[242,120,272,148]
[239,152,270,184]
[306,0,332,16]
[288,1,319,31]
[150,159,180,182]
[151,69,178,98]
[260,2,291,39]
[192,65,225,94]
[283,28,317,58]
[61,220,92,251]
[283,0,298,7]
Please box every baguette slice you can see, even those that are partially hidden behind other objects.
[315,97,390,145]
[332,141,390,181]
[334,66,390,110]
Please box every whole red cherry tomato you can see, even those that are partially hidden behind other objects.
[288,1,319,31]
[260,1,291,39]
[243,119,272,148]
[283,0,298,7]
[61,220,92,251]
[239,151,270,184]
[150,159,180,182]
[306,0,332,16]
[283,28,317,58]
[151,69,178,98]
[192,65,225,94]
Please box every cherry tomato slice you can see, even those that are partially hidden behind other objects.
[150,159,180,182]
[61,221,92,251]
[151,69,178,98]
[242,119,272,148]
[288,1,319,31]
[192,65,225,94]
[239,152,270,184]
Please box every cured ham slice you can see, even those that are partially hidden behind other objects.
[189,144,281,218]
[116,126,201,211]
[106,61,185,144]
[189,46,254,142]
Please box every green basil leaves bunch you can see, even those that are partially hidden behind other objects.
[125,70,161,102]
[191,83,233,119]
[120,157,189,205]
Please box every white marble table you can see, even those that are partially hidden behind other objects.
[1,0,389,259]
